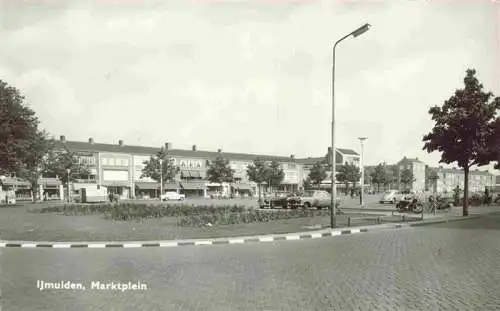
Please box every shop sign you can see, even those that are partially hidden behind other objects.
[179,159,203,169]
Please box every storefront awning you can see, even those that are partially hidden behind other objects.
[40,178,62,188]
[234,184,254,191]
[135,182,159,190]
[1,178,31,188]
[180,181,206,190]
[102,181,130,187]
[164,182,180,190]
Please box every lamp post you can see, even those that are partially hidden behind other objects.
[331,23,371,228]
[159,157,163,201]
[358,137,367,207]
[66,168,71,203]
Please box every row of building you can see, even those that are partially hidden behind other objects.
[365,157,499,194]
[1,136,361,201]
[1,135,498,201]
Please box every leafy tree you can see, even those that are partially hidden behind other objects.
[370,164,387,193]
[302,177,312,190]
[141,147,179,188]
[268,160,285,190]
[0,79,46,175]
[336,162,361,195]
[308,161,327,188]
[41,147,91,184]
[246,158,270,201]
[426,169,439,193]
[423,69,500,216]
[400,168,415,191]
[206,155,234,183]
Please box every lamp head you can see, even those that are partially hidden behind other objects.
[352,23,371,38]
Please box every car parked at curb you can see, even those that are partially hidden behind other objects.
[379,190,403,204]
[161,192,186,201]
[298,190,331,209]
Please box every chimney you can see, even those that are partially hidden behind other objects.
[60,135,66,143]
[118,140,124,147]
[290,154,295,160]
[165,142,172,150]
[217,148,222,153]
[88,137,94,144]
[192,145,197,151]
[416,157,419,161]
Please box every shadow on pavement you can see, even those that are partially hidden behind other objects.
[416,213,500,231]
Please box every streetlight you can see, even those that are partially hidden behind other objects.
[66,168,70,203]
[358,137,368,207]
[330,23,371,229]
[158,156,163,201]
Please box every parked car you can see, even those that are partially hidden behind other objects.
[379,190,406,204]
[298,190,331,209]
[161,192,186,201]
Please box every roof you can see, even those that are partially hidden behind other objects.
[296,157,326,165]
[398,157,425,164]
[336,148,359,156]
[55,140,292,162]
[432,167,493,176]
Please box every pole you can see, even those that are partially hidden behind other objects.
[160,158,163,201]
[67,169,70,203]
[359,139,366,207]
[331,45,337,229]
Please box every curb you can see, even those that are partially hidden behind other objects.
[0,212,497,249]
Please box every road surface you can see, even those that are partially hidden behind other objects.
[3,214,499,310]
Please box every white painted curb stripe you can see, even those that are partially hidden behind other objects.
[228,239,245,244]
[21,243,37,248]
[259,237,274,242]
[350,228,361,234]
[159,242,178,247]
[123,243,142,248]
[52,244,71,248]
[194,241,212,246]
[311,233,322,239]
[285,235,300,241]
[88,244,106,248]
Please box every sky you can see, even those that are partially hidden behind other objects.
[1,0,499,169]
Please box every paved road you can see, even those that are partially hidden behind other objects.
[4,214,500,311]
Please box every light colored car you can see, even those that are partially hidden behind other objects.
[299,190,332,209]
[379,190,403,204]
[161,192,186,201]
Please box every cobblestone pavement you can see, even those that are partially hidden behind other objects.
[3,214,500,311]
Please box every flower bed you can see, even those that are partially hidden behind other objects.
[176,209,331,227]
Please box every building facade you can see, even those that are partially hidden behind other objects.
[396,157,426,192]
[427,166,495,194]
[48,136,358,199]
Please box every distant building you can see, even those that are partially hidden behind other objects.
[426,166,495,193]
[396,157,426,192]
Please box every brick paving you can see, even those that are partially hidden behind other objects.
[2,214,500,310]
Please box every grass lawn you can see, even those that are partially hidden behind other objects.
[0,202,423,242]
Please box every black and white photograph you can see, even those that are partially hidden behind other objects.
[1,0,500,310]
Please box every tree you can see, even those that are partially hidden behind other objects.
[370,164,387,193]
[423,68,500,216]
[268,160,285,191]
[246,158,270,201]
[0,79,45,175]
[206,155,234,183]
[41,146,91,184]
[308,161,327,188]
[141,147,179,187]
[302,177,312,190]
[400,168,415,191]
[336,162,361,195]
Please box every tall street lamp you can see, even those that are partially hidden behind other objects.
[330,23,371,229]
[158,156,163,201]
[66,168,71,203]
[358,137,368,207]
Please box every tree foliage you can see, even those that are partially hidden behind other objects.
[336,162,361,194]
[246,158,270,200]
[41,147,91,184]
[268,160,285,188]
[0,79,47,176]
[308,161,328,186]
[422,69,500,215]
[399,168,415,191]
[206,155,234,183]
[370,164,387,192]
[141,147,179,186]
